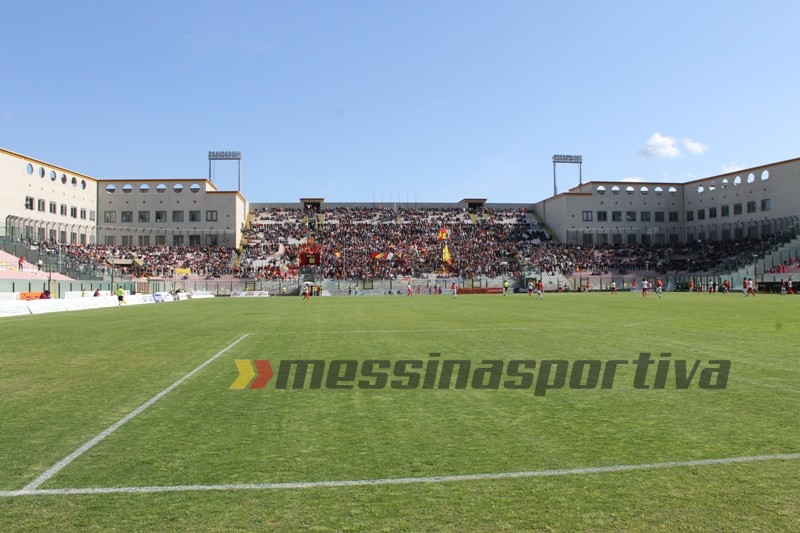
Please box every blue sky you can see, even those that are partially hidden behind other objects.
[3,1,800,203]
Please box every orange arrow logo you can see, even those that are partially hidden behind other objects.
[230,360,273,390]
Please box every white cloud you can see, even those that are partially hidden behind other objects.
[722,162,745,173]
[682,138,709,155]
[639,133,680,158]
[620,176,645,182]
[639,133,708,158]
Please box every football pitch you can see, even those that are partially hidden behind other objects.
[0,292,798,531]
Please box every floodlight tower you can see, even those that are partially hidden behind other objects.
[552,154,583,196]
[208,151,242,191]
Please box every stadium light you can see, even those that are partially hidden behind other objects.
[552,154,582,164]
[552,154,583,196]
[208,150,243,191]
[208,151,241,160]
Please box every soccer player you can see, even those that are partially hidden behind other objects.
[536,280,544,300]
[451,282,458,298]
[527,281,534,297]
[746,278,757,297]
[610,281,617,294]
[641,278,649,298]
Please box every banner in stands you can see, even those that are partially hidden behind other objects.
[0,301,31,317]
[0,293,183,320]
[232,291,270,297]
[91,296,121,309]
[124,294,156,305]
[299,251,320,265]
[458,288,503,295]
[62,298,97,312]
[19,292,46,301]
[190,291,215,299]
[64,291,112,299]
[26,300,69,314]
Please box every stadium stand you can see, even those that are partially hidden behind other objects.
[236,206,781,281]
[17,242,238,281]
[0,249,73,281]
[238,206,546,280]
[6,206,781,285]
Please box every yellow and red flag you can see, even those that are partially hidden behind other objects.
[437,227,448,241]
[442,245,452,264]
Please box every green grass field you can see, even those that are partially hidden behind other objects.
[0,292,798,532]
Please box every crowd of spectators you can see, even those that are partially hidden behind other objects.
[526,238,767,276]
[29,242,236,279]
[767,257,800,274]
[239,206,547,279]
[20,208,775,282]
[239,207,774,280]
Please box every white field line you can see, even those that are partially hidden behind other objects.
[18,334,250,493]
[251,327,533,335]
[4,453,798,498]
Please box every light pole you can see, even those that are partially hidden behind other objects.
[552,154,583,196]
[107,252,114,292]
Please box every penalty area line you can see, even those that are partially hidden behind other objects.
[17,333,250,494]
[4,452,798,498]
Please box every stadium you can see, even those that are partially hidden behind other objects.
[0,147,798,531]
[2,146,800,299]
